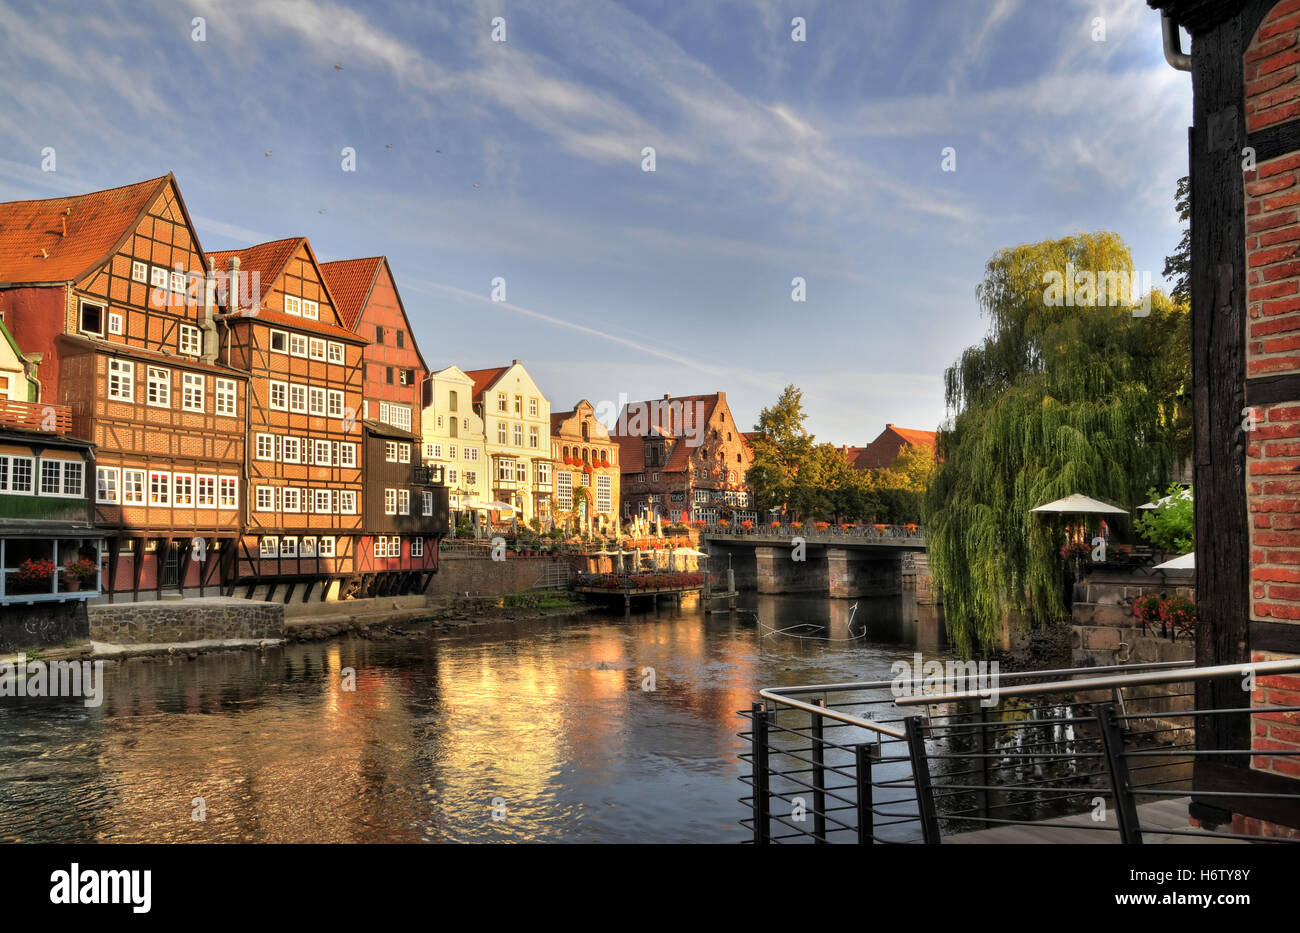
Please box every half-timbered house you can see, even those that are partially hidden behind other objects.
[0,175,247,600]
[320,256,447,595]
[207,238,367,601]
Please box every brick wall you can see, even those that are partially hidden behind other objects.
[1243,0,1300,829]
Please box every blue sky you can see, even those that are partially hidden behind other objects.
[0,0,1191,443]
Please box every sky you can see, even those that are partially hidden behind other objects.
[0,0,1192,444]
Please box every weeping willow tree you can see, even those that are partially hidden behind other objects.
[924,231,1191,657]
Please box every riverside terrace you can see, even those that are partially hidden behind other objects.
[700,523,926,599]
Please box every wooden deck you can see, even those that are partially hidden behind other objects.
[945,798,1244,844]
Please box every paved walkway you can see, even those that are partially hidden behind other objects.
[945,798,1244,844]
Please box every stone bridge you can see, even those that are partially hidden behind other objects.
[701,526,927,598]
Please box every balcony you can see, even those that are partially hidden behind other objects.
[0,399,72,434]
[413,465,443,485]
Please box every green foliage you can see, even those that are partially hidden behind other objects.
[924,231,1192,656]
[747,385,813,513]
[862,443,934,523]
[1163,176,1190,306]
[1133,484,1194,553]
[455,512,473,537]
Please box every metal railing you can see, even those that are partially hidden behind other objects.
[740,659,1300,843]
[708,523,925,544]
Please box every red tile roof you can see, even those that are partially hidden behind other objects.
[319,256,383,331]
[611,393,730,474]
[464,367,509,403]
[0,175,170,285]
[206,237,302,305]
[851,424,938,470]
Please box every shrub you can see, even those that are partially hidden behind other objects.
[1134,484,1194,554]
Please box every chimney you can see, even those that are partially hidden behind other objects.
[201,257,219,363]
[226,256,242,314]
[60,216,66,237]
[512,359,520,366]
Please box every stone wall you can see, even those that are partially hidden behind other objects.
[1070,568,1196,667]
[426,552,572,598]
[0,601,89,652]
[88,597,283,644]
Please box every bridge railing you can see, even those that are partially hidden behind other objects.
[704,523,924,543]
[741,658,1300,843]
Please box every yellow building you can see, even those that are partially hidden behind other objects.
[465,361,551,524]
[550,400,620,535]
[420,365,489,519]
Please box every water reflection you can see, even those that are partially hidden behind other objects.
[0,593,948,843]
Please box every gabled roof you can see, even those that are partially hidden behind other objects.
[611,393,721,440]
[319,255,429,371]
[464,366,509,403]
[318,256,383,330]
[207,236,303,305]
[853,424,938,470]
[0,175,173,286]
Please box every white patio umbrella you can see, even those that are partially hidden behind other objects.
[1153,552,1194,570]
[1030,493,1129,515]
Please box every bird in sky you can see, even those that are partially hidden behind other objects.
[333,63,342,71]
[473,182,480,189]
[385,143,393,149]
[264,150,272,157]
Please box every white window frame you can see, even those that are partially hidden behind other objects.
[282,487,301,513]
[309,386,326,415]
[280,536,297,558]
[173,473,194,507]
[314,489,332,513]
[255,486,274,512]
[215,378,237,416]
[260,536,278,558]
[309,337,326,360]
[319,536,335,557]
[398,489,410,515]
[150,266,168,288]
[289,334,308,358]
[269,329,288,353]
[219,476,238,510]
[284,295,302,317]
[149,471,171,506]
[327,342,344,363]
[339,490,357,514]
[290,384,307,413]
[108,312,124,335]
[182,372,204,412]
[301,536,318,558]
[269,381,288,411]
[282,437,301,464]
[96,466,120,504]
[385,488,397,515]
[340,444,356,468]
[302,299,319,320]
[422,491,433,516]
[255,434,275,461]
[179,324,202,356]
[131,260,148,283]
[412,537,424,557]
[108,359,134,401]
[123,469,145,505]
[327,390,344,418]
[147,366,170,408]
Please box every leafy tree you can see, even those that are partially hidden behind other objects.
[1134,483,1194,553]
[924,231,1192,656]
[863,443,935,523]
[747,385,813,513]
[1163,176,1190,305]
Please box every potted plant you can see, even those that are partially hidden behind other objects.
[1161,596,1197,638]
[64,558,97,592]
[1133,594,1164,635]
[16,557,55,593]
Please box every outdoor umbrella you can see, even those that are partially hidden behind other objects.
[1030,493,1129,515]
[1153,552,1194,570]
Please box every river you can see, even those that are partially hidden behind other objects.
[0,593,947,843]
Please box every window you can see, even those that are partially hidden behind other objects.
[282,488,301,512]
[465,470,478,487]
[581,471,590,487]
[315,440,331,464]
[309,337,326,360]
[37,459,74,496]
[302,299,319,320]
[255,487,274,511]
[173,473,194,507]
[375,326,386,344]
[327,342,344,363]
[385,489,397,515]
[182,372,204,411]
[219,477,238,509]
[79,300,104,336]
[340,444,356,467]
[497,459,515,482]
[170,270,185,293]
[314,489,332,513]
[513,424,523,446]
[270,330,288,353]
[529,426,539,449]
[327,390,344,418]
[557,471,573,511]
[374,536,387,558]
[123,469,145,505]
[339,490,356,513]
[149,266,167,289]
[448,446,457,460]
[386,366,394,384]
[309,387,325,416]
[466,448,479,462]
[215,379,239,415]
[282,437,300,463]
[255,434,275,461]
[497,422,507,444]
[399,443,410,463]
[389,404,411,431]
[0,455,31,493]
[260,537,278,558]
[179,325,201,356]
[108,312,124,335]
[390,537,402,558]
[537,462,551,485]
[290,384,307,413]
[108,359,134,401]
[448,469,458,485]
[146,367,170,407]
[497,393,507,412]
[399,489,410,515]
[131,260,147,282]
[149,471,170,506]
[597,475,612,513]
[319,536,335,557]
[284,295,301,316]
[428,444,442,460]
[385,442,398,463]
[96,466,120,504]
[529,398,538,417]
[290,334,308,357]
[269,381,287,410]
[514,395,522,414]
[396,331,404,348]
[412,537,423,557]
[422,491,433,516]
[280,537,297,557]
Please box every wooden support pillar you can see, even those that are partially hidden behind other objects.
[106,536,122,604]
[176,537,193,598]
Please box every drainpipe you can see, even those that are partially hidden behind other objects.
[1161,12,1191,71]
[201,257,219,364]
[226,256,242,314]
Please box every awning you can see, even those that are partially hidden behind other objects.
[1030,493,1129,515]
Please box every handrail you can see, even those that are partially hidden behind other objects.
[755,660,1194,741]
[894,658,1300,705]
